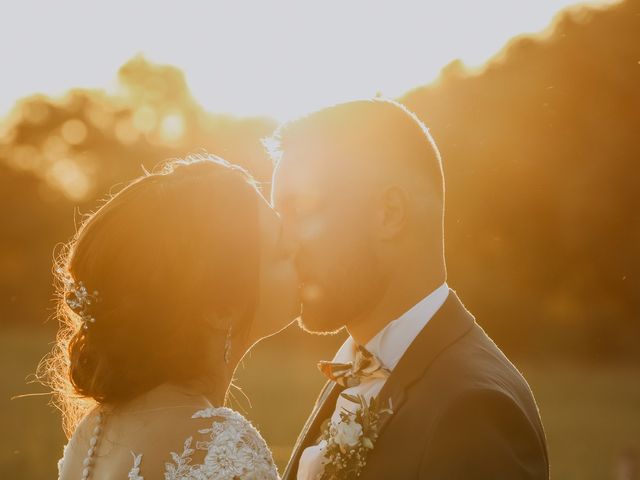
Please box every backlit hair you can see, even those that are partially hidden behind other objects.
[40,154,261,436]
[265,98,444,200]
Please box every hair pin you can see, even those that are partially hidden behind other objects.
[57,268,100,329]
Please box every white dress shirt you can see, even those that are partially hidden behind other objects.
[297,282,450,480]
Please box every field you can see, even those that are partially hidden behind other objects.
[1,325,639,479]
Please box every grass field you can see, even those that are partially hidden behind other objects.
[1,324,639,479]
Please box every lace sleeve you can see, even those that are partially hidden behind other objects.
[161,407,280,480]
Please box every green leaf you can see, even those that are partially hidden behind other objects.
[340,392,361,404]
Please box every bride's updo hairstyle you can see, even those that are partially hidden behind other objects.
[43,155,260,435]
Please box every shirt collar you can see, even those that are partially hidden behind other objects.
[333,282,449,370]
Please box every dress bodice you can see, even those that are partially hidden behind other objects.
[58,406,280,480]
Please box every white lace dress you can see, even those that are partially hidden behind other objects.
[58,406,280,480]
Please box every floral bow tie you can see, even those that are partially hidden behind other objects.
[318,344,391,388]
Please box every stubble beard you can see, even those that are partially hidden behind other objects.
[297,250,385,335]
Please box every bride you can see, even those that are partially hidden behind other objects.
[46,154,300,479]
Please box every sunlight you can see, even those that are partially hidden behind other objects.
[8,144,40,171]
[47,158,92,201]
[159,113,185,143]
[0,0,618,121]
[0,2,636,479]
[60,119,88,146]
[132,106,157,134]
[114,118,139,145]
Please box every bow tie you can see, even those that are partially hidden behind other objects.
[318,344,392,388]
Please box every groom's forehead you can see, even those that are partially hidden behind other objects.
[272,153,323,200]
[272,149,360,209]
[276,139,362,178]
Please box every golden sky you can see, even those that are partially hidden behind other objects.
[0,0,617,121]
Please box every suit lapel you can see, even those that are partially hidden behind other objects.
[285,289,475,479]
[373,289,475,437]
[282,380,343,480]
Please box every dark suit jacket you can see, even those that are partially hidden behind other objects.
[282,289,549,479]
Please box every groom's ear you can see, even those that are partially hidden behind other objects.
[377,185,408,240]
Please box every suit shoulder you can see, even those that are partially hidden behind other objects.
[418,388,550,479]
[420,322,540,418]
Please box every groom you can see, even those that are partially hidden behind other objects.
[269,99,549,479]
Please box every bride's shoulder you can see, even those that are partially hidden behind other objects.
[190,406,276,463]
[135,406,278,480]
[59,407,117,479]
[57,408,99,473]
[59,404,278,480]
[191,405,244,420]
[190,406,272,449]
[191,405,255,429]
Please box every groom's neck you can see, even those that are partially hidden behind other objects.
[346,262,446,346]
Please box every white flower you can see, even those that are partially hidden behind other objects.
[331,419,363,447]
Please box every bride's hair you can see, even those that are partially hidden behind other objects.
[40,154,261,436]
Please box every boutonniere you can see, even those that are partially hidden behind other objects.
[318,393,393,479]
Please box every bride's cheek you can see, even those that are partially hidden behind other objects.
[261,264,284,312]
[273,262,297,314]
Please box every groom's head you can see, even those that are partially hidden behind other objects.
[269,99,445,334]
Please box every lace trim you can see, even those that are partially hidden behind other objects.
[135,407,278,480]
[128,452,143,480]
